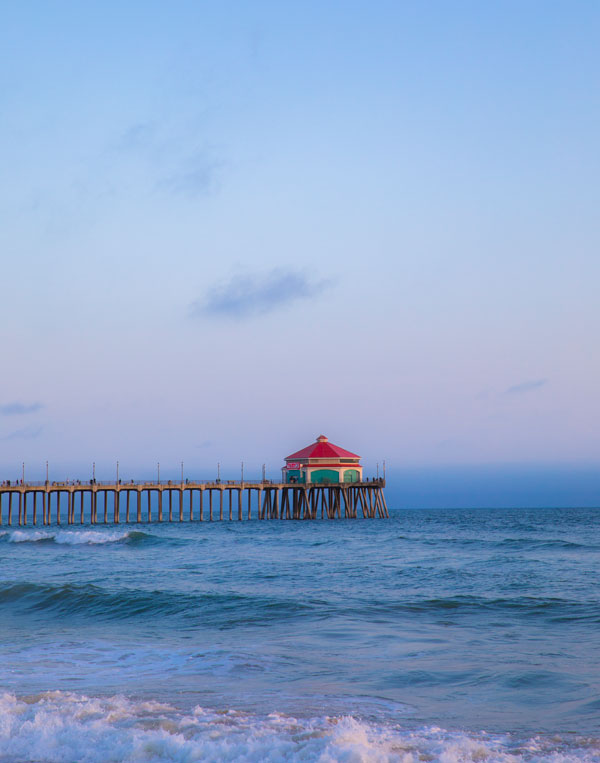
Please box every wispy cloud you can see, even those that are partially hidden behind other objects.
[505,379,548,395]
[0,402,43,416]
[0,425,43,441]
[160,155,221,198]
[115,122,156,152]
[114,121,221,199]
[192,268,335,320]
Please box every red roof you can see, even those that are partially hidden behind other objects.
[285,435,360,461]
[285,462,362,469]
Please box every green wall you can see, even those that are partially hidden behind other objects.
[343,469,360,483]
[309,469,340,484]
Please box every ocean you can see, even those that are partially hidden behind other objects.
[0,507,599,761]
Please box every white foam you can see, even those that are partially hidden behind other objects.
[9,530,55,543]
[8,529,131,545]
[53,529,131,545]
[0,690,597,762]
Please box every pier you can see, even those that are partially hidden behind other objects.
[0,479,389,526]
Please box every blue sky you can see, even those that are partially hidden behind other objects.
[1,1,599,499]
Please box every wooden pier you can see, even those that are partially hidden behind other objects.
[0,480,389,526]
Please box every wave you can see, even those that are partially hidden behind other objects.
[496,538,600,551]
[0,690,597,762]
[414,536,600,552]
[351,595,600,624]
[0,581,315,625]
[0,580,597,626]
[4,529,155,545]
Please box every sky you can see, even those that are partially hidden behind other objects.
[1,1,599,504]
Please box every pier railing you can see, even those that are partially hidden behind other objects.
[1,478,385,488]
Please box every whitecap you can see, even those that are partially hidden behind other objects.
[53,530,131,545]
[0,690,597,762]
[8,529,132,545]
[9,530,55,543]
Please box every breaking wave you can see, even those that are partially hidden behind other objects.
[0,690,597,763]
[5,529,154,545]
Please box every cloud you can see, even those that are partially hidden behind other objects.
[505,379,548,395]
[0,425,43,441]
[114,122,156,152]
[0,402,43,416]
[159,155,221,198]
[192,268,335,319]
[114,122,221,198]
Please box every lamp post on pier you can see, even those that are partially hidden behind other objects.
[46,460,49,484]
[157,462,160,485]
[116,461,119,484]
[22,462,25,485]
[93,462,96,483]
[241,461,244,483]
[181,461,184,484]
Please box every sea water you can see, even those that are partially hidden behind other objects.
[0,507,599,761]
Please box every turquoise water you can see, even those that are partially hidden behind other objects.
[0,508,599,761]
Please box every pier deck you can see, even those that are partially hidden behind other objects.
[0,480,388,525]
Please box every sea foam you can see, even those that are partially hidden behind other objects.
[0,691,597,763]
[8,529,134,545]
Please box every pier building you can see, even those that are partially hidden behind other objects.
[283,435,363,484]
